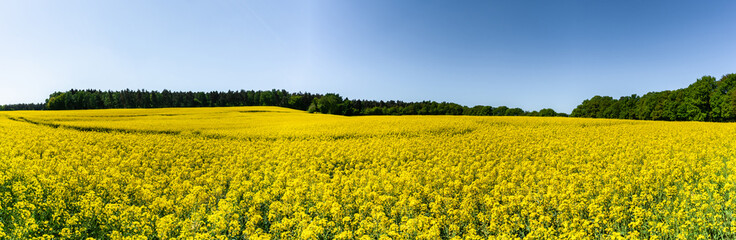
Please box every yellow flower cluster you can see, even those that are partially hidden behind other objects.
[2,106,736,239]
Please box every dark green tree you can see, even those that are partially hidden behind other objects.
[684,76,716,121]
[316,94,343,114]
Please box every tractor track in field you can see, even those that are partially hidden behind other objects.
[5,115,474,142]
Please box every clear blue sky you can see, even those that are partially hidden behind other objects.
[1,1,734,113]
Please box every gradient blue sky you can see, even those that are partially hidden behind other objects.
[1,1,734,113]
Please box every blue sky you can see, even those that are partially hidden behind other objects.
[1,1,734,113]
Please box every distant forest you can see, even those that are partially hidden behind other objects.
[572,74,736,122]
[6,89,565,117]
[7,73,733,120]
[0,103,45,111]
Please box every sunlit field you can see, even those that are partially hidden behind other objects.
[2,106,736,239]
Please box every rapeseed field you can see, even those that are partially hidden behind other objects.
[2,106,736,239]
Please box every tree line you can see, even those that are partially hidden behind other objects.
[0,103,45,111]
[571,73,736,121]
[33,89,565,117]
